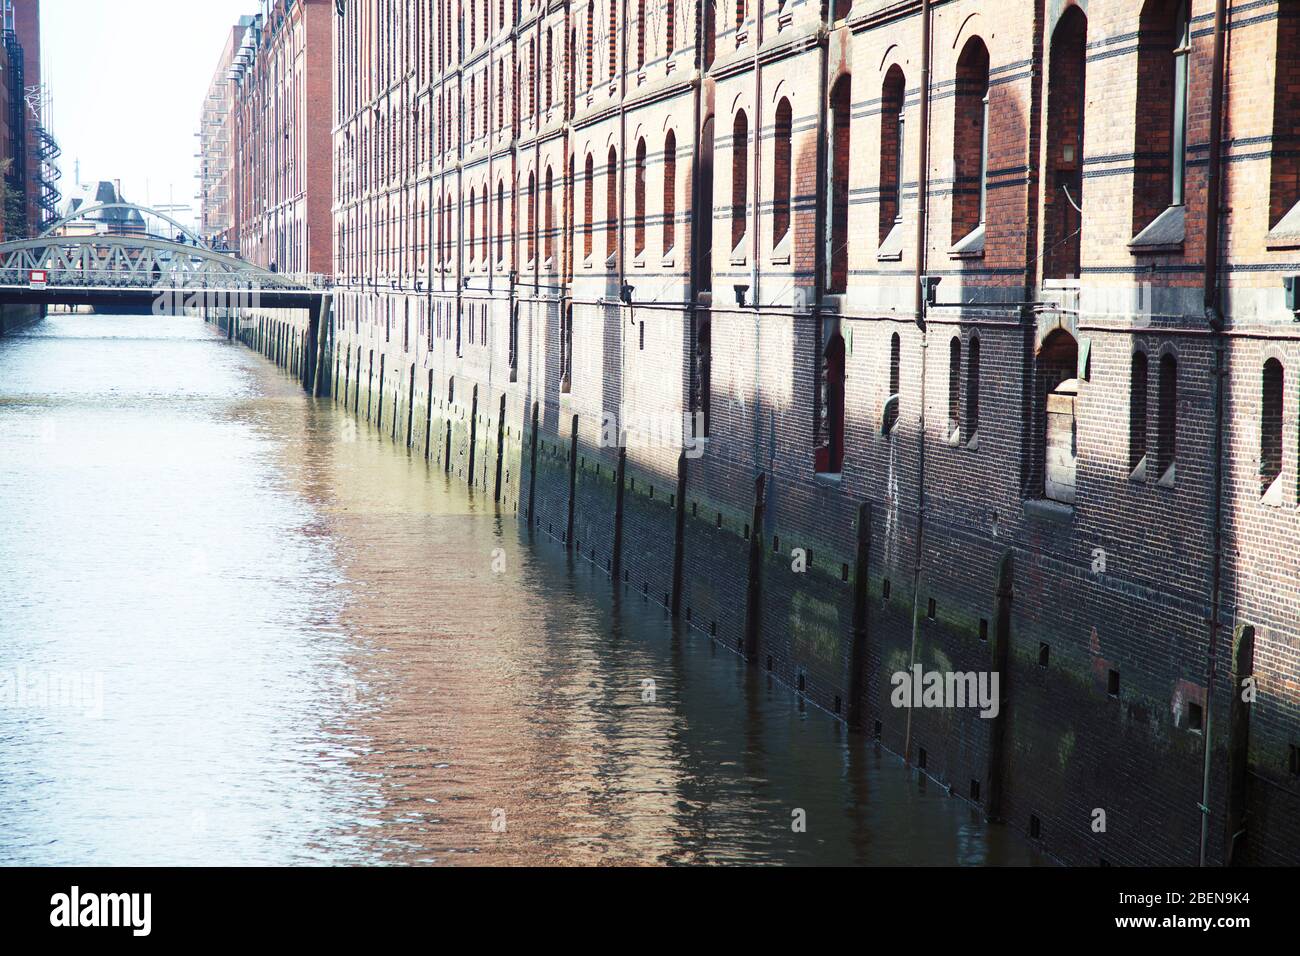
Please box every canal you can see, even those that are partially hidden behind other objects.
[0,314,1043,865]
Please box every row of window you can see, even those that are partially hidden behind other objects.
[335,0,1300,286]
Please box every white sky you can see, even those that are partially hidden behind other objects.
[42,0,257,230]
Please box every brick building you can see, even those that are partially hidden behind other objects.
[0,0,47,239]
[229,0,334,273]
[239,0,1300,865]
[199,17,256,252]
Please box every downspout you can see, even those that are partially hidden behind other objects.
[1199,0,1228,869]
[533,22,542,295]
[902,0,931,765]
[618,0,629,425]
[687,0,705,416]
[811,17,829,438]
[750,0,764,306]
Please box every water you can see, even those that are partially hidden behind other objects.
[0,314,1043,865]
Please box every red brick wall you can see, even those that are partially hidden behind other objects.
[201,0,1300,865]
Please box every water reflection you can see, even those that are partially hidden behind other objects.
[0,315,1042,865]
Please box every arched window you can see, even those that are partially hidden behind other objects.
[606,146,619,261]
[1044,6,1087,278]
[1262,358,1284,495]
[1268,3,1300,237]
[468,187,476,262]
[1157,352,1177,483]
[1129,352,1149,475]
[496,180,505,263]
[966,335,981,444]
[773,98,792,246]
[545,29,553,109]
[481,186,489,263]
[953,37,990,245]
[828,75,851,292]
[816,334,846,474]
[637,0,647,69]
[703,0,716,70]
[884,332,901,436]
[1133,0,1192,237]
[1040,330,1079,503]
[634,138,647,256]
[948,337,962,441]
[731,110,748,250]
[586,10,594,88]
[527,171,536,262]
[584,153,595,260]
[879,65,905,246]
[544,166,555,264]
[609,1,618,80]
[663,131,677,252]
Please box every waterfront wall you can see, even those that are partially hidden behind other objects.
[210,0,1300,866]
[0,303,42,335]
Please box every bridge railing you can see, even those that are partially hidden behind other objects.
[0,266,332,293]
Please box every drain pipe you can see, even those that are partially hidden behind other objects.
[902,0,932,766]
[1198,0,1228,869]
[750,0,764,306]
[811,18,829,437]
[687,0,705,417]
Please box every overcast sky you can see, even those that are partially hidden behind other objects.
[42,0,257,229]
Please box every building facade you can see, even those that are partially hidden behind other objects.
[199,17,256,252]
[229,0,334,273]
[0,0,49,240]
[243,0,1300,866]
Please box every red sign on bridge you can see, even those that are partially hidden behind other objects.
[28,269,47,288]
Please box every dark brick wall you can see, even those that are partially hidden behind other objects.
[213,0,1300,866]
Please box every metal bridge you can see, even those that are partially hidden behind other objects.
[0,202,329,311]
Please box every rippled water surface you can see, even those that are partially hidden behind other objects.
[0,315,1043,865]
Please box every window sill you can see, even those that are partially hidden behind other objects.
[878,218,906,261]
[1024,498,1074,525]
[1128,456,1148,484]
[880,394,899,438]
[813,471,843,487]
[1265,201,1300,250]
[949,223,985,259]
[1261,473,1286,507]
[632,254,646,270]
[1155,462,1176,489]
[661,255,676,269]
[1129,204,1185,254]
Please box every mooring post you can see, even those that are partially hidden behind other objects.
[742,472,767,662]
[526,400,539,523]
[847,500,874,730]
[986,551,1015,821]
[565,414,579,547]
[611,446,628,583]
[669,451,689,616]
[305,301,320,394]
[1225,624,1255,865]
[493,394,506,502]
[467,387,479,486]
